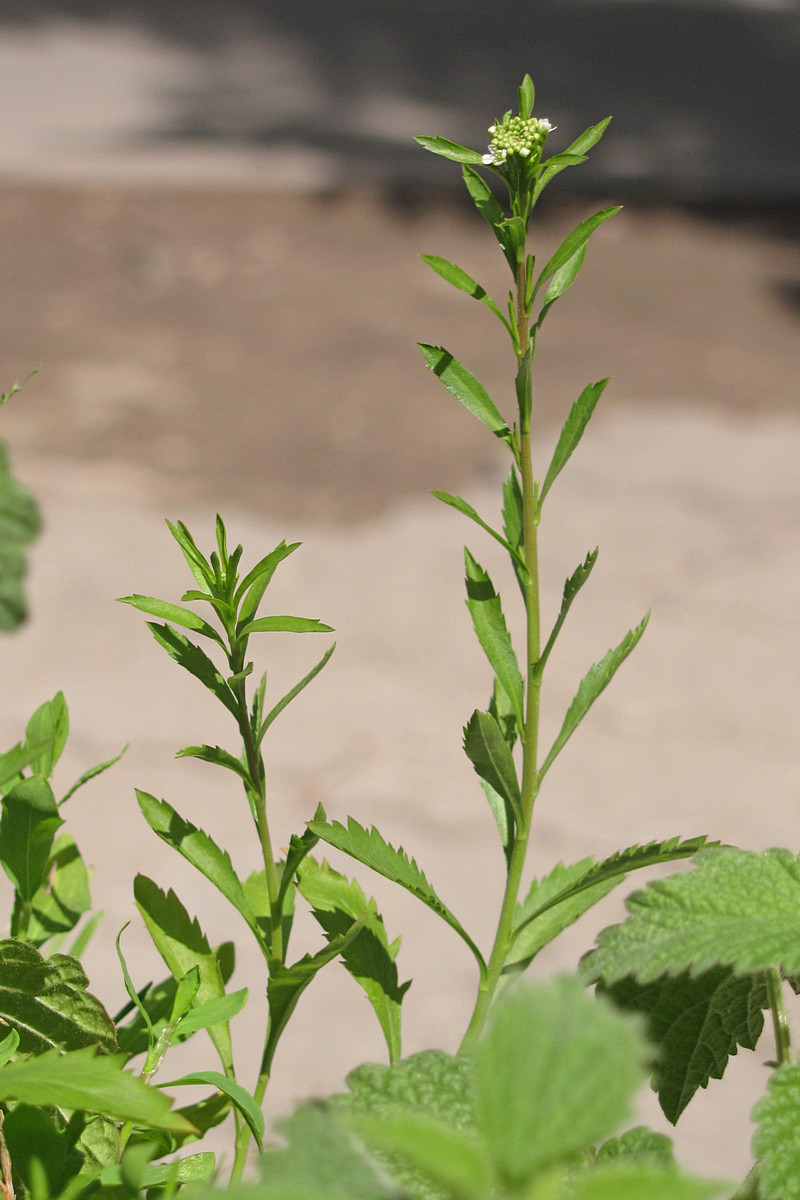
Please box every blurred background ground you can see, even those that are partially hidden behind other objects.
[1,0,799,1182]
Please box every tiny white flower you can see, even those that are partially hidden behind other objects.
[539,119,554,132]
[481,152,494,164]
[519,147,530,157]
[488,125,496,134]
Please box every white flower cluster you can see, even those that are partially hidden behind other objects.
[482,115,554,166]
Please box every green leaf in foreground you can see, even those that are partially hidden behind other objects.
[0,1046,194,1133]
[588,847,800,984]
[308,816,486,977]
[540,613,649,778]
[753,1059,800,1200]
[600,968,767,1123]
[418,345,511,445]
[117,594,223,645]
[474,977,647,1187]
[570,1162,727,1200]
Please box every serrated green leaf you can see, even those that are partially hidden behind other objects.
[352,1109,491,1200]
[0,939,116,1052]
[541,614,649,777]
[596,1125,676,1167]
[60,743,127,806]
[133,875,233,1073]
[432,492,525,573]
[0,775,63,901]
[136,792,263,948]
[533,119,612,202]
[118,594,224,645]
[570,1162,727,1200]
[540,379,609,504]
[420,255,509,329]
[0,440,40,631]
[237,614,333,637]
[475,977,647,1186]
[24,691,69,778]
[538,549,599,674]
[464,549,524,732]
[176,743,252,786]
[262,1102,396,1200]
[160,1070,263,1149]
[146,622,238,716]
[297,856,411,1063]
[259,643,336,743]
[0,1045,194,1132]
[418,345,511,444]
[463,710,521,830]
[532,207,621,303]
[414,136,483,164]
[753,1059,800,1200]
[600,968,767,1124]
[588,847,800,984]
[308,816,486,978]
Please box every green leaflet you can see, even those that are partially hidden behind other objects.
[308,816,486,978]
[464,549,524,733]
[531,207,621,303]
[536,243,587,329]
[136,792,263,950]
[237,614,333,637]
[540,379,609,504]
[60,744,128,806]
[0,739,53,793]
[540,614,649,778]
[176,744,252,786]
[297,857,410,1064]
[414,136,483,164]
[0,776,64,902]
[0,1046,194,1134]
[160,1071,264,1150]
[27,833,92,946]
[234,539,300,623]
[463,710,522,831]
[418,345,512,445]
[599,969,767,1124]
[0,939,117,1053]
[259,643,336,744]
[99,1152,215,1188]
[532,117,611,203]
[420,255,509,329]
[538,548,599,674]
[117,594,224,647]
[24,692,69,779]
[0,439,40,632]
[588,847,800,984]
[432,491,526,574]
[461,165,514,271]
[133,875,233,1074]
[753,1059,800,1200]
[146,622,238,717]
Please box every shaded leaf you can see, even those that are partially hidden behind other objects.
[464,549,524,731]
[0,775,63,901]
[463,710,521,828]
[27,832,92,945]
[753,1059,800,1200]
[418,345,511,444]
[0,942,117,1053]
[161,1070,264,1149]
[540,379,609,504]
[146,622,237,717]
[541,614,649,777]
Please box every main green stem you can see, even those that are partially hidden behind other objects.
[461,258,541,1051]
[767,967,792,1066]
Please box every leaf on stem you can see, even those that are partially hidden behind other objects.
[420,255,510,330]
[531,207,621,304]
[98,1152,215,1189]
[234,540,300,625]
[24,692,69,779]
[414,136,483,164]
[308,816,486,977]
[297,856,411,1064]
[418,345,513,446]
[133,875,233,1074]
[464,550,525,732]
[461,165,516,271]
[533,117,612,203]
[166,520,215,595]
[540,379,609,504]
[753,1059,800,1200]
[118,595,224,647]
[176,744,252,787]
[0,739,53,793]
[237,614,333,637]
[60,743,128,806]
[535,243,587,329]
[432,492,526,574]
[538,549,599,674]
[144,623,237,716]
[0,1045,195,1133]
[599,968,767,1124]
[159,1069,264,1149]
[463,710,522,832]
[0,939,117,1053]
[136,792,263,951]
[540,613,649,778]
[587,846,800,985]
[0,776,63,902]
[259,643,336,744]
[26,832,92,945]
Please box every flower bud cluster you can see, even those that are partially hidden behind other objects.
[482,115,554,167]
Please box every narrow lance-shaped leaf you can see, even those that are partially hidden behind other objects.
[537,548,598,674]
[414,135,483,164]
[308,816,486,979]
[464,549,525,732]
[145,623,237,717]
[432,492,526,575]
[258,643,336,744]
[166,519,215,594]
[234,540,300,625]
[176,744,252,788]
[533,117,612,202]
[420,255,510,330]
[540,613,649,778]
[418,345,512,446]
[60,744,128,807]
[463,710,522,831]
[461,165,515,272]
[237,614,333,637]
[535,243,587,329]
[531,207,621,303]
[587,846,800,985]
[540,379,609,504]
[160,1070,264,1151]
[600,968,767,1124]
[118,595,224,647]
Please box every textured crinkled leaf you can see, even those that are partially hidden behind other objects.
[753,1060,800,1200]
[146,623,238,716]
[133,875,232,1072]
[589,847,800,984]
[137,792,262,948]
[297,857,410,1063]
[540,379,609,504]
[464,549,524,730]
[596,1125,676,1167]
[352,1109,491,1200]
[0,1045,193,1132]
[418,345,511,443]
[308,817,485,974]
[600,968,767,1123]
[261,1103,397,1200]
[0,441,40,631]
[475,977,647,1185]
[541,614,649,777]
[0,775,63,901]
[0,939,116,1053]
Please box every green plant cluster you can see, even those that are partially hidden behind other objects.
[0,75,797,1200]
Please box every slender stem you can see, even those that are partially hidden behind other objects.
[767,967,792,1066]
[460,254,542,1052]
